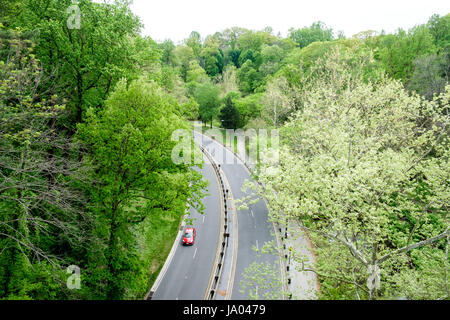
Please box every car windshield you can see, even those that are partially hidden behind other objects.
[184,232,193,239]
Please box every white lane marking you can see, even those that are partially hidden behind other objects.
[202,215,205,223]
[256,240,259,250]
[193,248,198,259]
[250,208,254,218]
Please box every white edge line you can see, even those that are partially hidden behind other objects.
[145,209,188,299]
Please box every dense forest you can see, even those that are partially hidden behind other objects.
[0,0,449,300]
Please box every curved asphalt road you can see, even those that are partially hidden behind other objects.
[152,153,221,300]
[193,131,280,300]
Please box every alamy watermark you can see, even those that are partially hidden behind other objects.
[67,1,81,30]
[66,265,81,290]
[172,125,279,166]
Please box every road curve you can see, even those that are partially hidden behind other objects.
[152,153,222,300]
[193,131,281,300]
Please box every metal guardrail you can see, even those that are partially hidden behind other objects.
[199,145,230,300]
[197,130,289,300]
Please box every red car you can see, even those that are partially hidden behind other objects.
[182,227,196,246]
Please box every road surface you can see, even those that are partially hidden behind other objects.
[153,133,281,300]
[152,153,222,300]
[193,131,280,300]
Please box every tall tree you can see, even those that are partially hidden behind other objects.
[77,79,205,299]
[194,82,221,128]
[219,93,241,130]
[250,49,450,300]
[289,21,334,48]
[0,30,89,299]
[17,0,142,129]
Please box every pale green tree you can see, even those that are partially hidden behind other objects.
[246,49,449,300]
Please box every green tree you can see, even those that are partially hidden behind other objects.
[15,0,142,129]
[185,31,202,58]
[409,54,449,100]
[428,14,450,53]
[200,36,224,77]
[251,50,450,300]
[0,30,88,299]
[194,82,221,128]
[259,45,284,76]
[288,21,334,48]
[375,26,437,83]
[186,60,208,83]
[235,94,262,128]
[219,93,241,130]
[77,79,205,299]
[159,39,178,66]
[174,45,195,82]
[237,60,263,94]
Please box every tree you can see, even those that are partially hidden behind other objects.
[250,49,450,300]
[220,65,239,96]
[181,98,200,120]
[239,262,283,300]
[15,0,143,129]
[159,39,178,66]
[0,0,24,27]
[409,54,449,100]
[194,82,221,128]
[235,94,263,128]
[427,14,450,53]
[186,60,208,83]
[237,60,263,94]
[259,45,284,77]
[185,31,202,58]
[77,79,205,299]
[219,93,240,130]
[174,45,195,82]
[261,76,299,126]
[237,30,277,53]
[288,21,334,48]
[200,37,224,77]
[0,30,89,299]
[375,26,437,83]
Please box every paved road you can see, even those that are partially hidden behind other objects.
[152,153,221,300]
[193,131,280,300]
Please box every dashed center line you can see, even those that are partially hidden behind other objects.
[193,248,198,259]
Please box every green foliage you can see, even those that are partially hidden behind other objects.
[409,54,449,100]
[200,38,224,77]
[239,261,283,300]
[235,93,262,128]
[16,0,143,128]
[2,3,449,301]
[255,48,449,299]
[237,60,263,94]
[219,93,240,129]
[373,26,437,82]
[77,78,205,299]
[159,39,178,66]
[259,45,284,76]
[428,14,450,53]
[289,21,334,48]
[0,30,89,300]
[181,98,200,120]
[194,82,221,127]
